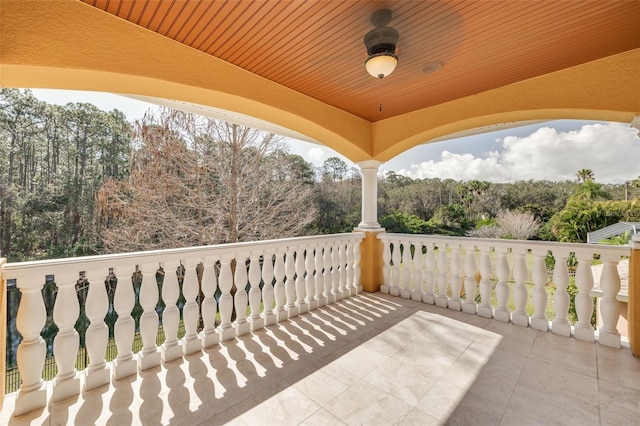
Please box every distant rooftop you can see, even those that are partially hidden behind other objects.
[587,222,640,244]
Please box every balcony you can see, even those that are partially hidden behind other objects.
[1,233,639,425]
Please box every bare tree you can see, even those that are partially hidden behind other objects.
[97,109,316,252]
[496,210,541,240]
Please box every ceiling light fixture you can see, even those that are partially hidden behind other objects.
[364,10,399,79]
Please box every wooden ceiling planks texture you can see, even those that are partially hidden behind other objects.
[82,0,640,122]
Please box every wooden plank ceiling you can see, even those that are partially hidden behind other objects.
[82,0,640,122]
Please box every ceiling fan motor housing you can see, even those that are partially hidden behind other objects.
[364,26,399,55]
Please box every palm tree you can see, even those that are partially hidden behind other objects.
[576,168,594,183]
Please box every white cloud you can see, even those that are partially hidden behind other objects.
[398,123,640,183]
[307,147,325,163]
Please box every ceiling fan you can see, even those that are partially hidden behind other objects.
[363,9,400,79]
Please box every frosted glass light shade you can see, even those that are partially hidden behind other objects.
[365,52,398,79]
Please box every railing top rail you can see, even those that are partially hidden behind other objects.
[377,233,631,256]
[2,232,364,281]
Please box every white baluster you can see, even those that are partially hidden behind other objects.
[161,261,183,361]
[339,242,349,298]
[390,241,401,296]
[138,263,161,369]
[248,254,265,332]
[217,257,236,341]
[14,280,47,415]
[422,242,436,305]
[200,257,219,348]
[477,245,494,318]
[551,250,571,337]
[285,249,298,317]
[233,255,250,336]
[294,247,307,313]
[353,239,363,294]
[84,268,110,390]
[512,249,529,327]
[331,244,341,301]
[380,240,391,294]
[324,244,334,303]
[315,246,326,306]
[462,245,478,315]
[273,251,288,322]
[448,244,462,311]
[411,242,423,302]
[112,265,136,380]
[261,252,277,326]
[494,247,511,322]
[51,272,80,402]
[401,241,412,299]
[531,249,549,331]
[346,241,355,297]
[435,243,449,308]
[305,246,318,310]
[182,259,202,353]
[598,254,621,348]
[574,251,595,342]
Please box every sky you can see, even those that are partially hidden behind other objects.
[30,89,640,184]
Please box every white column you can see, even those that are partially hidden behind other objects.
[356,160,383,230]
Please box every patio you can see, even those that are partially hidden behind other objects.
[1,292,638,426]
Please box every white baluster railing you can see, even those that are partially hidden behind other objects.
[377,233,629,349]
[248,253,265,332]
[137,263,161,369]
[261,252,276,326]
[411,241,424,302]
[200,257,219,347]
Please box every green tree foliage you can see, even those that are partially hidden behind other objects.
[0,89,132,260]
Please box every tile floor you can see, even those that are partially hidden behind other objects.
[1,293,639,425]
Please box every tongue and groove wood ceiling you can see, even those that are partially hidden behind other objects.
[82,0,640,122]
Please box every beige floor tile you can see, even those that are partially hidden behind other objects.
[597,345,640,392]
[598,379,640,426]
[292,363,358,406]
[234,386,320,426]
[320,345,388,379]
[398,407,442,426]
[415,379,468,423]
[324,380,413,426]
[529,331,598,377]
[507,359,600,425]
[299,408,346,426]
[362,357,439,406]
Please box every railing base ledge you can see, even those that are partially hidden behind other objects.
[551,323,571,337]
[598,332,621,349]
[200,332,220,348]
[161,344,183,363]
[51,376,80,403]
[531,318,549,332]
[462,304,477,315]
[477,306,493,318]
[511,314,529,327]
[574,327,595,342]
[390,287,400,297]
[448,300,462,311]
[233,322,251,337]
[112,358,136,381]
[494,311,511,323]
[410,291,422,302]
[380,285,390,294]
[138,351,161,371]
[84,367,110,392]
[219,327,236,342]
[249,317,265,332]
[14,385,47,417]
[400,289,411,299]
